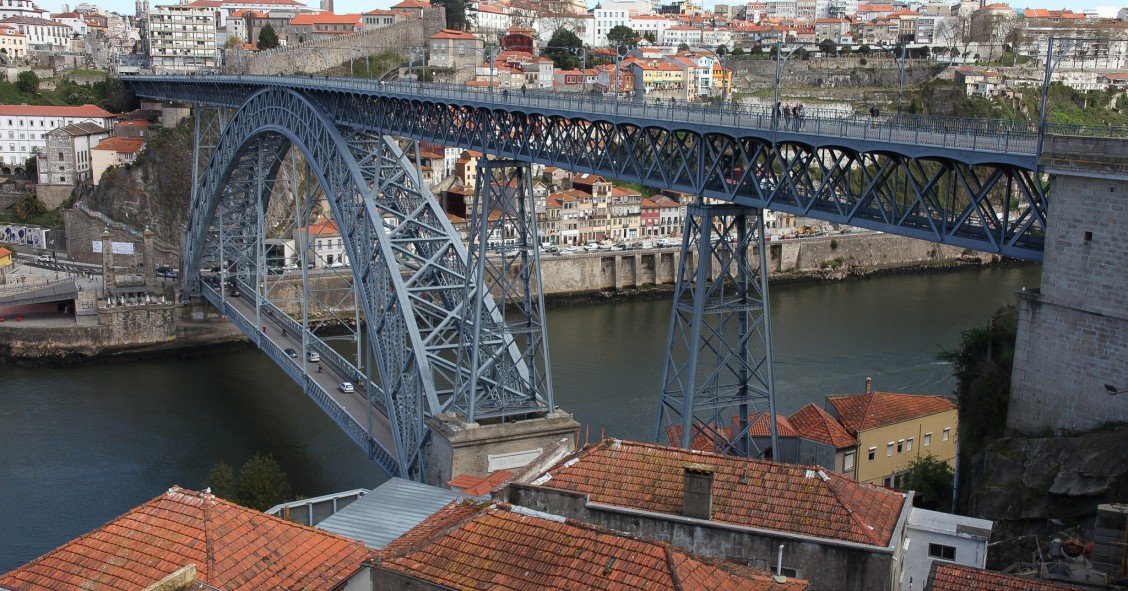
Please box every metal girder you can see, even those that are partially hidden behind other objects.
[129,77,1049,260]
[454,160,554,423]
[655,201,779,460]
[182,87,546,481]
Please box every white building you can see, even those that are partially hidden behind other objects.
[0,15,71,53]
[765,0,798,19]
[661,25,701,47]
[900,508,993,591]
[0,104,115,170]
[629,14,673,42]
[0,0,47,21]
[0,23,27,58]
[468,2,510,38]
[592,6,630,46]
[51,11,88,35]
[38,122,111,186]
[295,218,348,268]
[148,3,217,74]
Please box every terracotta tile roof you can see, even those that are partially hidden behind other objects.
[0,104,113,118]
[530,439,907,547]
[0,487,376,591]
[300,219,340,237]
[827,391,956,435]
[788,403,858,449]
[925,563,1086,591]
[93,136,146,154]
[379,501,810,591]
[0,247,12,257]
[448,469,515,497]
[392,0,431,7]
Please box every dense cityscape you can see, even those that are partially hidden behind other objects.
[0,0,1125,589]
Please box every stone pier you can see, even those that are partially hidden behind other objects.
[1008,135,1128,433]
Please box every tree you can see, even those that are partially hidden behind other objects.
[201,460,238,500]
[858,44,872,56]
[236,452,292,511]
[103,77,139,113]
[256,24,279,50]
[543,29,583,70]
[937,304,1017,456]
[901,454,955,511]
[818,39,837,57]
[224,35,245,49]
[606,25,637,48]
[14,194,46,222]
[23,155,36,177]
[731,47,745,57]
[16,70,38,94]
[677,42,690,52]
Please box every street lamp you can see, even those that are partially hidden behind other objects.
[613,44,632,117]
[771,41,810,131]
[1038,37,1098,159]
[484,44,500,95]
[876,43,906,117]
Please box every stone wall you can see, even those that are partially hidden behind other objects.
[226,21,426,76]
[61,208,146,266]
[1008,135,1128,433]
[0,304,176,360]
[35,184,73,209]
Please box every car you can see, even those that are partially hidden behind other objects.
[156,266,172,277]
[284,348,297,359]
[166,270,179,279]
[329,261,345,269]
[338,382,355,393]
[37,254,51,263]
[306,350,320,362]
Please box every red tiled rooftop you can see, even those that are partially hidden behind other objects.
[0,486,377,591]
[827,391,956,435]
[300,219,340,236]
[93,136,145,154]
[789,403,858,449]
[0,104,113,118]
[379,501,810,591]
[530,439,907,547]
[925,562,1086,591]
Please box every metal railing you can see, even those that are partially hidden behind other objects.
[132,74,1128,158]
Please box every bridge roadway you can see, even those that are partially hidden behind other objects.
[123,74,1122,260]
[201,282,401,476]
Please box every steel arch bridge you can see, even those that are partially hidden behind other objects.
[126,74,1076,480]
[186,87,553,481]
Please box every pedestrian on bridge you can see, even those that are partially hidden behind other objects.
[317,364,322,373]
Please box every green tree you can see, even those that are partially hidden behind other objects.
[103,77,139,113]
[677,42,690,52]
[14,194,46,222]
[236,452,292,510]
[224,35,245,49]
[543,29,583,70]
[16,70,38,94]
[902,453,955,511]
[23,155,36,177]
[858,44,872,56]
[818,39,837,57]
[256,24,279,50]
[937,304,1017,455]
[606,25,637,48]
[201,460,238,500]
[731,47,745,57]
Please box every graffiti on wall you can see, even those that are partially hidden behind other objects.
[0,225,47,249]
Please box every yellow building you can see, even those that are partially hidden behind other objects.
[0,246,11,269]
[826,380,958,488]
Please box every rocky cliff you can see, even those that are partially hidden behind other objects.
[965,425,1128,567]
[82,122,194,251]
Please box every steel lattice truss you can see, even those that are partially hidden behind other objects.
[127,77,1049,260]
[655,203,779,459]
[455,161,554,423]
[182,88,547,480]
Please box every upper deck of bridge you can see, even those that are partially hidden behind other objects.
[125,74,1128,169]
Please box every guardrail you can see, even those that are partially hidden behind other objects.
[132,74,1128,157]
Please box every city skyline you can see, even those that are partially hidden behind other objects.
[43,0,1124,22]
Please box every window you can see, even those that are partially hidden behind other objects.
[943,428,950,441]
[897,439,904,453]
[886,443,894,457]
[925,432,932,446]
[868,447,876,461]
[844,451,855,472]
[928,543,956,561]
[907,437,914,451]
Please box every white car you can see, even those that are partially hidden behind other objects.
[306,351,320,362]
[338,382,355,393]
[329,261,345,269]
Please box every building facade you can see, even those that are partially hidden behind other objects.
[0,104,115,170]
[147,3,217,74]
[37,122,110,186]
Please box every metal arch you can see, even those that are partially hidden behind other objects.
[183,87,445,480]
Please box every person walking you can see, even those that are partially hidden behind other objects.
[784,104,792,129]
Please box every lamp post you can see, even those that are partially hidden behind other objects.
[876,43,906,117]
[485,44,499,95]
[572,46,588,96]
[614,44,631,117]
[1038,37,1096,160]
[771,40,809,131]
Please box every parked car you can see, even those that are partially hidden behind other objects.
[329,261,345,269]
[37,254,51,263]
[306,350,320,362]
[284,348,297,359]
[339,382,355,393]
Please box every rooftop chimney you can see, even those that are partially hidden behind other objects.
[865,377,873,394]
[683,464,714,520]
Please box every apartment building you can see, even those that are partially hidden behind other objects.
[0,103,115,170]
[148,3,217,74]
[0,15,70,53]
[37,122,111,186]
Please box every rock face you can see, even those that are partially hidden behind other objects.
[83,123,194,252]
[965,425,1128,542]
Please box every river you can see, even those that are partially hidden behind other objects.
[0,264,1040,571]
